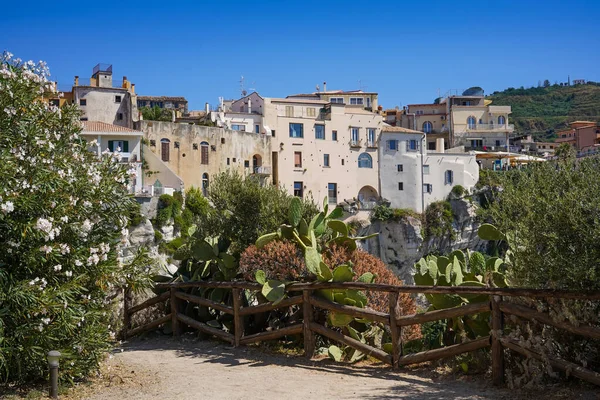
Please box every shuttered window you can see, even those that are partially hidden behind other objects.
[294,151,302,168]
[201,142,209,165]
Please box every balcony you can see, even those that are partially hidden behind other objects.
[466,123,514,132]
[366,140,377,148]
[350,139,362,148]
[253,166,272,175]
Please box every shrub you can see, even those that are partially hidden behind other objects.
[239,240,305,282]
[156,194,182,228]
[371,204,420,223]
[424,201,454,239]
[185,187,210,216]
[450,184,466,197]
[0,52,152,384]
[127,201,144,227]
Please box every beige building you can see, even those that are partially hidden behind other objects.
[138,120,272,191]
[263,95,383,207]
[379,126,479,212]
[286,86,379,111]
[400,103,449,151]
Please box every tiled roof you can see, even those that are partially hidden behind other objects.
[82,121,141,133]
[381,124,424,134]
[137,96,188,102]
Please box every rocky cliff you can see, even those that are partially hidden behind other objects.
[355,198,486,285]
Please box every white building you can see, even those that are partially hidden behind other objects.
[379,125,479,213]
[81,121,144,194]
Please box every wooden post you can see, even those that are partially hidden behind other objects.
[491,295,504,385]
[122,287,132,339]
[232,288,243,347]
[389,291,402,368]
[302,290,315,359]
[170,288,180,337]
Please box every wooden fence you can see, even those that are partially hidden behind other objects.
[123,282,600,387]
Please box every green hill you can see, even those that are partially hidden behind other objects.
[487,82,600,141]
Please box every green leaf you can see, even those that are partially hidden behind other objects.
[262,280,286,304]
[329,311,354,327]
[256,232,279,249]
[331,236,357,251]
[445,261,453,282]
[450,250,466,265]
[414,272,434,286]
[417,258,429,275]
[426,293,464,310]
[192,240,216,261]
[492,271,508,288]
[459,281,488,303]
[219,253,236,269]
[304,247,321,275]
[486,257,503,272]
[328,220,349,236]
[209,288,225,303]
[173,245,191,261]
[478,223,505,241]
[289,197,303,227]
[453,257,464,285]
[206,320,221,328]
[382,343,393,354]
[327,207,343,220]
[309,212,325,234]
[357,272,375,283]
[353,232,379,240]
[318,289,334,302]
[345,290,368,308]
[332,264,354,282]
[323,196,329,215]
[437,256,450,271]
[427,259,439,281]
[349,349,366,363]
[187,225,197,237]
[317,261,333,282]
[327,345,343,362]
[298,218,309,237]
[255,270,266,285]
[279,225,295,240]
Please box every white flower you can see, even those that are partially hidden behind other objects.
[75,260,83,267]
[59,243,70,254]
[40,245,53,254]
[83,201,92,208]
[61,216,69,223]
[36,217,53,234]
[53,264,62,272]
[1,201,14,213]
[65,270,73,277]
[42,317,51,325]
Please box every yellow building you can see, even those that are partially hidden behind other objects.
[399,103,449,151]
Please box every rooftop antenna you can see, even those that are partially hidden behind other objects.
[249,81,256,93]
[316,84,320,92]
[240,76,247,97]
[358,79,367,91]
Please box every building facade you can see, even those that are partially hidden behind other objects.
[555,121,600,154]
[137,96,188,115]
[400,103,449,151]
[379,126,479,213]
[211,92,265,133]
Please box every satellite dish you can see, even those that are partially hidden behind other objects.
[316,84,320,92]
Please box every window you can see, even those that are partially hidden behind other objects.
[428,142,436,151]
[255,124,260,133]
[174,141,180,149]
[350,98,364,105]
[244,160,250,168]
[423,165,430,175]
[306,107,316,117]
[232,124,246,131]
[366,97,371,108]
[387,140,398,151]
[108,140,129,152]
[422,121,433,133]
[330,98,344,104]
[328,183,337,204]
[193,143,198,150]
[416,110,424,115]
[398,182,403,190]
[358,153,372,168]
[289,123,304,138]
[407,139,420,151]
[445,170,454,185]
[161,138,170,162]
[498,115,506,125]
[80,117,88,121]
[341,159,345,166]
[202,173,209,196]
[397,164,403,172]
[495,140,501,147]
[467,116,476,129]
[423,184,432,193]
[221,138,226,144]
[323,153,330,167]
[117,113,123,120]
[271,130,276,137]
[294,151,302,168]
[79,99,87,106]
[315,125,325,140]
[351,127,359,144]
[115,95,122,103]
[227,157,230,165]
[285,106,294,117]
[332,130,338,141]
[200,141,209,165]
[367,128,376,146]
[294,181,303,197]
[150,139,156,146]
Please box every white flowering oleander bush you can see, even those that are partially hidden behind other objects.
[0,52,152,384]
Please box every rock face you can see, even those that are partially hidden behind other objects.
[357,198,486,285]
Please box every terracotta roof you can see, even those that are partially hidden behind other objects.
[269,98,328,105]
[137,96,188,102]
[381,124,424,134]
[82,121,141,133]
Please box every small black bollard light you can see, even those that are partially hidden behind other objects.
[47,350,61,399]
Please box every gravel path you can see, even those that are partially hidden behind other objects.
[81,336,596,400]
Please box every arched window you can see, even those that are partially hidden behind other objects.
[358,153,373,168]
[202,173,209,196]
[467,116,476,129]
[498,115,506,125]
[160,138,170,162]
[200,141,209,165]
[422,121,433,134]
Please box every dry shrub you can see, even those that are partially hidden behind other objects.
[239,240,305,281]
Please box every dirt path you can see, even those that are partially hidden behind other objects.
[78,336,593,400]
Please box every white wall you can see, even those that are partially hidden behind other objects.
[75,87,132,128]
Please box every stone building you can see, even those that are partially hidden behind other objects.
[137,96,188,115]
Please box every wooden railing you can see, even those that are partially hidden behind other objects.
[123,282,600,387]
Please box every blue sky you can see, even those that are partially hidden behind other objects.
[2,0,599,110]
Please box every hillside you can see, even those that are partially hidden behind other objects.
[487,83,600,141]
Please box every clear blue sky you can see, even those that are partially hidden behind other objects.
[2,0,599,110]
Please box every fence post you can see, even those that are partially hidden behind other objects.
[303,290,315,359]
[491,295,504,385]
[232,288,243,347]
[123,287,132,339]
[389,291,402,368]
[170,287,180,337]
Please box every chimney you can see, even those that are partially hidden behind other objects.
[131,83,135,94]
[122,76,127,88]
[74,76,79,86]
[323,81,327,92]
[205,102,210,114]
[248,98,252,114]
[436,138,445,153]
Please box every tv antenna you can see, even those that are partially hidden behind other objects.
[239,76,247,97]
[358,80,367,91]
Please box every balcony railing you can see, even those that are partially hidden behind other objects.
[466,123,514,132]
[366,140,377,148]
[253,166,272,175]
[350,139,361,148]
